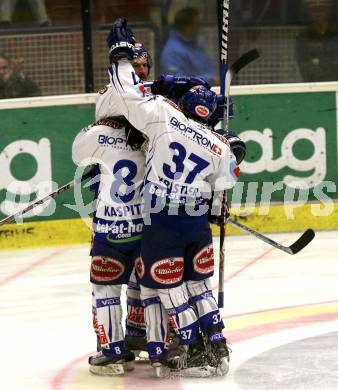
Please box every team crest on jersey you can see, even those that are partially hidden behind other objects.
[90,256,125,282]
[150,257,184,285]
[193,245,214,274]
[195,105,210,118]
[135,257,145,279]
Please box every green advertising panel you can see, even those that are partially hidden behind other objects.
[230,91,338,204]
[0,104,95,222]
[0,90,337,223]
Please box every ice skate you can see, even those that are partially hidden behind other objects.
[125,334,147,352]
[124,350,136,371]
[207,338,230,376]
[125,334,149,362]
[88,350,135,376]
[165,335,215,378]
[150,355,170,378]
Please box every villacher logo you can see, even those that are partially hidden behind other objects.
[150,257,184,285]
[195,105,210,118]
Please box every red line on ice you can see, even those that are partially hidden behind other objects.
[226,310,338,342]
[223,299,338,320]
[50,352,92,390]
[0,248,67,286]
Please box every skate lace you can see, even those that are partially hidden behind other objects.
[176,350,188,370]
[206,339,232,368]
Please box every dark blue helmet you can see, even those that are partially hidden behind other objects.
[133,42,152,70]
[179,85,217,124]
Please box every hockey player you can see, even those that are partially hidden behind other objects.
[130,42,152,82]
[150,75,246,165]
[72,116,151,376]
[72,43,157,376]
[95,18,240,375]
[86,42,230,376]
[124,42,152,353]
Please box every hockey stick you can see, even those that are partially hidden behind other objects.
[217,49,261,307]
[224,48,260,127]
[0,169,93,227]
[228,218,315,255]
[217,0,230,309]
[217,48,261,308]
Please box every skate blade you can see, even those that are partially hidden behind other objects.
[216,358,229,376]
[154,365,171,378]
[175,365,215,378]
[154,366,162,377]
[154,365,216,378]
[89,363,124,376]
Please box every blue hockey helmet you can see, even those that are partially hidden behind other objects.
[179,85,217,124]
[133,42,152,70]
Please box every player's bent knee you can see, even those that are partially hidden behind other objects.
[93,284,122,300]
[157,284,189,309]
[185,278,212,295]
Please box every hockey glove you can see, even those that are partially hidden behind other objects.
[125,122,148,153]
[208,95,234,128]
[208,192,230,226]
[224,130,246,164]
[214,129,246,165]
[107,17,135,63]
[151,75,210,102]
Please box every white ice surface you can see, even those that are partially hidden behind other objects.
[0,230,337,390]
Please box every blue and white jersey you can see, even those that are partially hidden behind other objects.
[72,118,145,246]
[95,60,239,220]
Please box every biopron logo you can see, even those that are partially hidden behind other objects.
[0,138,55,220]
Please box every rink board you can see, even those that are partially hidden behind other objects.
[0,202,337,250]
[0,83,337,249]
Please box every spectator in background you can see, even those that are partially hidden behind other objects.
[160,7,219,86]
[296,0,338,82]
[0,0,50,27]
[0,52,40,99]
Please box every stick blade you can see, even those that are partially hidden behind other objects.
[288,229,315,254]
[231,48,260,74]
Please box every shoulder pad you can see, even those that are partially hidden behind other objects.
[163,98,182,112]
[93,118,125,129]
[211,130,230,147]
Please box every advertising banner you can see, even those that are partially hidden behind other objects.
[0,104,94,223]
[230,91,337,205]
[0,89,337,248]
